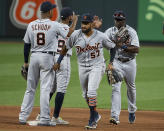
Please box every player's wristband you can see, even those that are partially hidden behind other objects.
[121,45,128,49]
[57,54,64,64]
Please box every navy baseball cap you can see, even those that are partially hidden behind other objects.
[81,13,94,23]
[60,7,73,19]
[40,1,56,13]
[113,10,126,20]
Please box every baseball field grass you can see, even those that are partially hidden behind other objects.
[0,42,164,111]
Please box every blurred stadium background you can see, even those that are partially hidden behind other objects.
[0,0,164,42]
[0,0,164,111]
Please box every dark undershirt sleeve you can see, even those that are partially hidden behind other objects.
[110,47,116,63]
[24,43,31,63]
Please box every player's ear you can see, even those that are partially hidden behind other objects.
[49,10,53,16]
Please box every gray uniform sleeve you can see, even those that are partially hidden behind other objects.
[102,34,115,50]
[129,29,140,47]
[66,30,78,50]
[66,35,74,50]
[56,23,69,39]
[105,28,113,40]
[23,24,31,44]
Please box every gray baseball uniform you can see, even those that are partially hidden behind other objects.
[105,25,139,119]
[66,29,115,99]
[51,23,72,94]
[19,19,68,123]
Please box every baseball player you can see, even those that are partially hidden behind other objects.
[35,7,76,125]
[53,13,116,129]
[19,1,77,126]
[105,10,139,124]
[51,7,76,125]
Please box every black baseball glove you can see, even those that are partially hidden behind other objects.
[21,66,28,80]
[106,69,123,85]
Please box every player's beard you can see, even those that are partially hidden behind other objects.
[82,27,91,34]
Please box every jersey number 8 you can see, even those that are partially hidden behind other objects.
[37,32,45,45]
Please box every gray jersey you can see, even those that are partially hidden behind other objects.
[50,23,72,94]
[55,23,72,56]
[23,19,68,52]
[105,25,139,120]
[105,25,139,60]
[66,29,115,66]
[20,18,68,123]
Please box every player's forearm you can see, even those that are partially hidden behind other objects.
[60,45,68,56]
[24,43,31,63]
[67,18,78,37]
[121,45,139,53]
[57,45,68,64]
[67,25,76,37]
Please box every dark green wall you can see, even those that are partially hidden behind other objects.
[0,0,138,38]
[0,0,25,39]
[62,0,138,32]
[0,0,7,36]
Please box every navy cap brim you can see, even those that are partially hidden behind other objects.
[81,20,92,22]
[114,17,125,20]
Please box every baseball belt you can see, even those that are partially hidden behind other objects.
[117,58,134,63]
[31,51,55,56]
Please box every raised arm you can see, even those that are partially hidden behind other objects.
[67,13,78,37]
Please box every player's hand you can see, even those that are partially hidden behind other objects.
[115,41,123,48]
[67,12,79,37]
[72,12,79,24]
[108,63,113,70]
[53,63,60,71]
[93,16,102,29]
[24,63,29,68]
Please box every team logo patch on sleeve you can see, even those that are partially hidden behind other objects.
[9,0,61,29]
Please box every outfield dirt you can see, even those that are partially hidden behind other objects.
[0,106,164,131]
